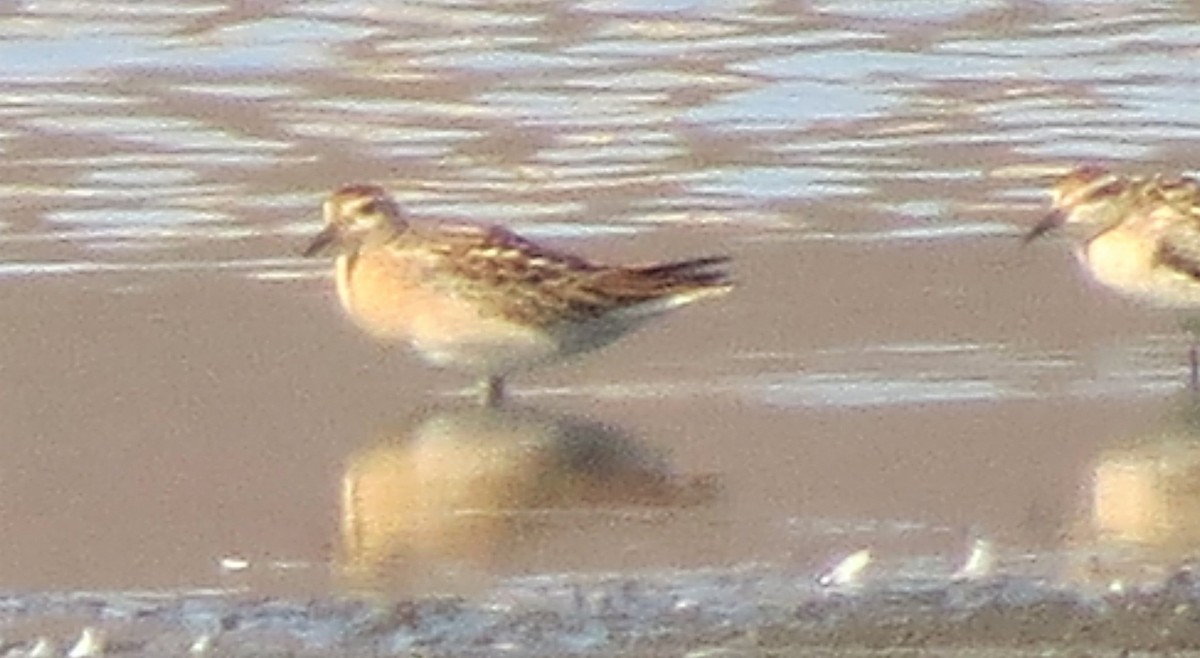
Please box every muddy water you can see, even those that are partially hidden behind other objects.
[2,0,1200,601]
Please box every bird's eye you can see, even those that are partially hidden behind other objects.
[359,200,379,215]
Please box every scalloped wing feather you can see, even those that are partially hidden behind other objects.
[387,223,731,327]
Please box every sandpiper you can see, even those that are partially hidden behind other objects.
[304,184,733,405]
[1024,165,1200,387]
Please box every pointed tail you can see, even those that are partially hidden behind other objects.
[632,255,732,289]
[591,255,734,308]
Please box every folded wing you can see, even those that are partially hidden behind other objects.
[411,223,732,326]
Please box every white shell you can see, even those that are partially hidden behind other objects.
[28,637,57,658]
[218,556,251,572]
[188,634,214,655]
[817,548,872,588]
[952,538,995,581]
[68,627,105,658]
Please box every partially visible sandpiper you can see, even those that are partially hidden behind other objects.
[1024,165,1200,388]
[304,184,733,405]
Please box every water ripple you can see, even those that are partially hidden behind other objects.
[0,0,1197,278]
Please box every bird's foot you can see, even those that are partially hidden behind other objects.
[478,376,506,407]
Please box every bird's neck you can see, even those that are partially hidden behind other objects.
[355,223,405,251]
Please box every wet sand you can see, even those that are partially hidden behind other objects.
[3,568,1200,656]
[2,232,1198,654]
[0,231,1171,591]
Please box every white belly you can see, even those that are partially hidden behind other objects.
[1085,233,1200,308]
[412,323,560,376]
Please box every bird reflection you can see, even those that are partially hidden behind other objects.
[337,404,720,594]
[1069,395,1200,587]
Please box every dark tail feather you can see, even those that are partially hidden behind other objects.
[586,255,733,304]
[632,255,732,287]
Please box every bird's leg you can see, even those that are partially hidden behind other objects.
[478,375,506,407]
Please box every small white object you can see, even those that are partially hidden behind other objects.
[684,648,742,658]
[266,560,308,572]
[817,548,872,588]
[218,556,251,572]
[188,634,214,655]
[68,627,105,657]
[27,637,56,658]
[673,597,700,620]
[952,538,995,581]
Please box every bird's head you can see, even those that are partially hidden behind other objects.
[304,184,408,257]
[1024,165,1130,244]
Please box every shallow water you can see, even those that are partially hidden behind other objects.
[1,0,1199,602]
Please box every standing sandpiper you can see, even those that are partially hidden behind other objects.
[304,184,733,405]
[1024,165,1200,388]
